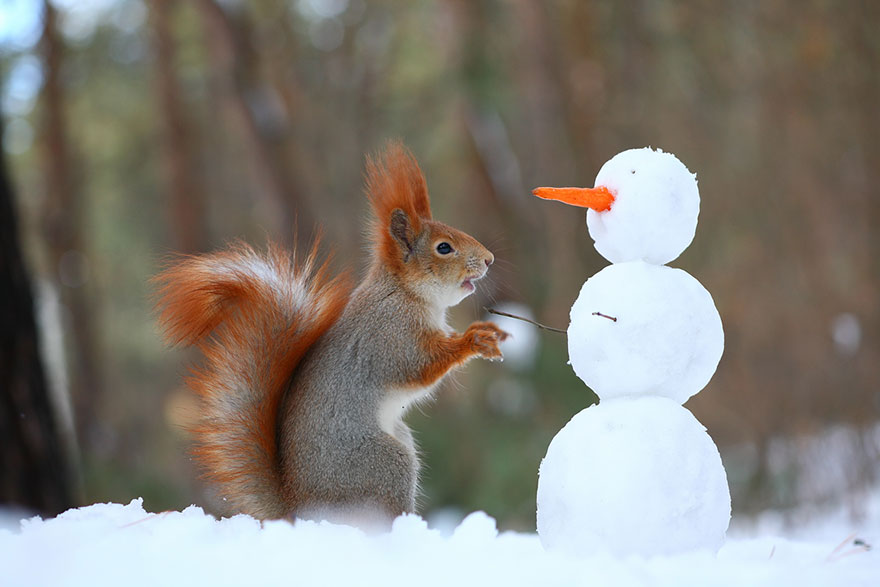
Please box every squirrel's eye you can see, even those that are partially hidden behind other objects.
[436,242,453,255]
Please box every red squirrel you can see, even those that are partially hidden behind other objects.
[154,141,508,524]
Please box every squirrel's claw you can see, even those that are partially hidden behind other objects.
[465,321,509,362]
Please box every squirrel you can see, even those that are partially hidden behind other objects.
[154,141,509,524]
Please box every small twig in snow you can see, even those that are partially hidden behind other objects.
[828,532,857,558]
[826,533,871,562]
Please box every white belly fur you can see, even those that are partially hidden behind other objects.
[378,385,437,440]
[378,306,449,439]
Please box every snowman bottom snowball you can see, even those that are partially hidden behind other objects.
[536,396,731,557]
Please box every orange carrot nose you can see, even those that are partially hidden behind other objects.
[532,186,616,212]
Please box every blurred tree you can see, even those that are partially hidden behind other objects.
[0,121,73,516]
[3,0,879,525]
[150,0,208,253]
[38,0,104,452]
[196,0,310,243]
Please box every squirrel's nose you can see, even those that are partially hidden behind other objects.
[485,253,494,267]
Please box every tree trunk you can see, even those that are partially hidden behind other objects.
[195,0,309,243]
[0,124,73,517]
[40,1,103,451]
[150,0,209,254]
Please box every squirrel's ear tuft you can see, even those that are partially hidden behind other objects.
[365,140,432,263]
[389,208,414,261]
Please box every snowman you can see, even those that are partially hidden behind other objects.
[533,148,730,557]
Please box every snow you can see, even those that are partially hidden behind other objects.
[567,261,723,404]
[537,396,730,557]
[830,312,861,356]
[587,147,699,265]
[1,497,878,587]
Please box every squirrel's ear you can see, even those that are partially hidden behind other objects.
[389,208,414,261]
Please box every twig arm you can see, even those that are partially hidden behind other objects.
[485,307,567,334]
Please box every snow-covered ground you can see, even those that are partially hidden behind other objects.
[1,495,877,587]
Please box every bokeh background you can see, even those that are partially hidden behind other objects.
[2,0,879,531]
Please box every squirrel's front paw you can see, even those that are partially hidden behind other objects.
[465,321,510,362]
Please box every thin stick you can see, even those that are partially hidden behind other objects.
[485,307,566,334]
[592,311,618,322]
[829,532,857,558]
[827,532,859,562]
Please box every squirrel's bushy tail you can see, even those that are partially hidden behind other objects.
[154,241,350,519]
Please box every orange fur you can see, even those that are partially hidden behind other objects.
[415,322,508,387]
[364,141,432,270]
[153,241,351,518]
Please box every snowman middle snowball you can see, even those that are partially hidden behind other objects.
[567,261,723,404]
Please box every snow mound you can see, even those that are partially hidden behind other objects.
[567,261,723,403]
[1,498,878,586]
[587,147,699,265]
[537,396,731,557]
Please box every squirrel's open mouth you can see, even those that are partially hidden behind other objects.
[461,273,485,292]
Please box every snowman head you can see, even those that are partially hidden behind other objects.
[534,147,699,266]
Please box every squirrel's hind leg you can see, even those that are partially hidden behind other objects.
[354,432,418,518]
[291,433,417,529]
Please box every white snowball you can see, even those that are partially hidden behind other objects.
[588,147,699,265]
[568,262,723,404]
[537,396,731,557]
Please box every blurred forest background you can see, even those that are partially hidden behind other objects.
[1,0,879,531]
